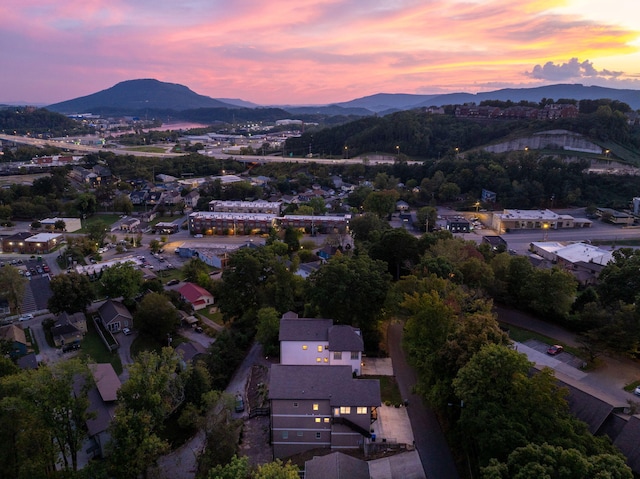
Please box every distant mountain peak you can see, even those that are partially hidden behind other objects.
[46,79,239,114]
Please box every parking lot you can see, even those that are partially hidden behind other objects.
[521,339,586,370]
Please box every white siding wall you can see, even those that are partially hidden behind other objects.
[328,351,361,375]
[280,340,330,365]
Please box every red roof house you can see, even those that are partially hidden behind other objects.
[178,282,214,311]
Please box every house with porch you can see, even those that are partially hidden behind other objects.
[51,311,87,347]
[269,364,380,459]
[0,324,28,359]
[98,300,132,333]
[178,282,214,311]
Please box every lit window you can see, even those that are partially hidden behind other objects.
[324,418,330,423]
[323,358,328,363]
[333,352,342,360]
[351,351,359,360]
[334,408,340,416]
[315,418,321,423]
[313,403,319,411]
[317,345,323,352]
[316,357,321,362]
[340,407,351,414]
[302,345,308,350]
[357,407,367,414]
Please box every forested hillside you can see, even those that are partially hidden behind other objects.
[286,99,640,160]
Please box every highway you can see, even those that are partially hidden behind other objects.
[0,133,420,164]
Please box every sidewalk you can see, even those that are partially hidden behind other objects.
[498,303,640,402]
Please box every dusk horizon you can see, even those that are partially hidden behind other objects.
[2,0,640,106]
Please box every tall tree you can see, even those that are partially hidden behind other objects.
[308,253,391,347]
[0,266,26,315]
[101,262,144,304]
[47,271,96,313]
[134,292,179,343]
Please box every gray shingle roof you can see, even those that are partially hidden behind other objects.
[305,452,369,479]
[98,300,132,324]
[328,325,364,352]
[279,318,333,342]
[269,365,380,407]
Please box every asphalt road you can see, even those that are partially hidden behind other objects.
[387,322,460,479]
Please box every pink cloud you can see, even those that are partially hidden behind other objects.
[0,0,638,104]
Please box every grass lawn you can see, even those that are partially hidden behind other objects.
[129,331,190,358]
[155,268,183,283]
[363,375,403,406]
[79,214,121,233]
[80,318,123,375]
[197,309,224,326]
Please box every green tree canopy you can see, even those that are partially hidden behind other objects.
[101,261,144,304]
[47,271,96,314]
[308,253,391,348]
[0,266,26,314]
[134,292,179,343]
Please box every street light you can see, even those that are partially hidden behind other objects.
[542,223,549,241]
[395,145,400,159]
[344,146,348,159]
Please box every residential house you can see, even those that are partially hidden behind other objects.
[51,311,87,347]
[184,190,200,208]
[269,364,381,459]
[146,191,163,207]
[98,300,132,333]
[129,190,149,205]
[179,282,214,311]
[161,190,183,206]
[17,353,38,370]
[120,217,141,232]
[0,324,28,358]
[175,341,207,366]
[482,235,508,252]
[279,313,364,375]
[83,363,121,458]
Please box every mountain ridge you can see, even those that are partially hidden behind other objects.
[42,79,640,117]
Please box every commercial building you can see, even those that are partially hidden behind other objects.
[491,209,592,234]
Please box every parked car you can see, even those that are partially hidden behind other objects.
[166,279,180,286]
[547,344,564,355]
[122,327,132,335]
[62,342,80,352]
[634,386,640,396]
[19,314,34,321]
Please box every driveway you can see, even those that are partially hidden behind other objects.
[497,304,640,403]
[387,322,460,479]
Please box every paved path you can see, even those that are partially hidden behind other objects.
[496,304,640,403]
[387,322,460,479]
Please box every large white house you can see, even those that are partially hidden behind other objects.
[279,312,364,375]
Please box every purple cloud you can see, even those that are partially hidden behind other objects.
[526,58,623,81]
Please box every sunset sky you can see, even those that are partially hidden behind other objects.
[1,0,639,105]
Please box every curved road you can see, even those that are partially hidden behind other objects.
[387,322,460,479]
